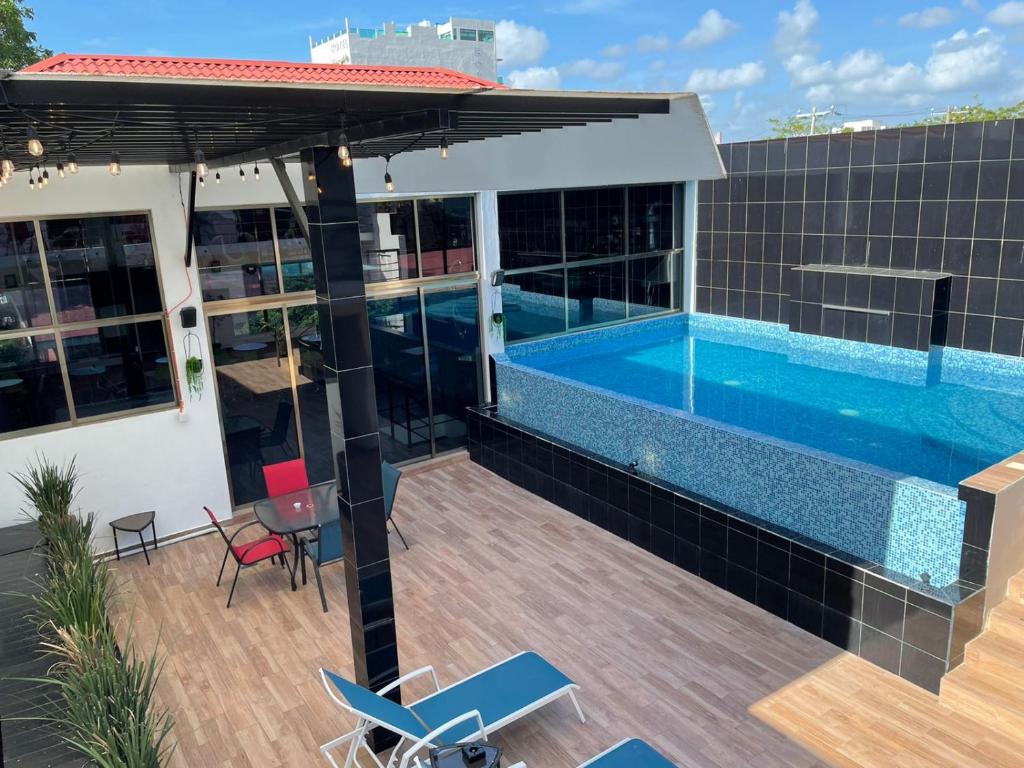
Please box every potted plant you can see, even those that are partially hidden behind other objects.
[185,355,203,400]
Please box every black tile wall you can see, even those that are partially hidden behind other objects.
[696,120,1024,355]
[468,406,988,694]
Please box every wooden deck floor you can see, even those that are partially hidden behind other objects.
[110,458,1024,768]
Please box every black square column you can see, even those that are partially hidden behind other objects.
[301,147,401,752]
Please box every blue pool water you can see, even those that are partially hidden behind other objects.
[519,316,1024,490]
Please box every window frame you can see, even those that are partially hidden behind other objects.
[498,183,684,343]
[0,210,176,440]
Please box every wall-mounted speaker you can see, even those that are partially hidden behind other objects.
[180,306,198,329]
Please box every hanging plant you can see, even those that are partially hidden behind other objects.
[488,312,505,338]
[183,331,204,401]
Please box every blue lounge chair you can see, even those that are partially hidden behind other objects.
[319,651,584,768]
[577,738,676,767]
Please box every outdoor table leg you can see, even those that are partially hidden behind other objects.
[290,533,301,591]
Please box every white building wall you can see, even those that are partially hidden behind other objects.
[311,18,497,82]
[0,100,722,546]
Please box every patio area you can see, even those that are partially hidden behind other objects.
[109,458,1024,768]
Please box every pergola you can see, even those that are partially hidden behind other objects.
[0,62,681,749]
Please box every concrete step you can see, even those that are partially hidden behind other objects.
[941,664,1024,740]
[987,598,1024,639]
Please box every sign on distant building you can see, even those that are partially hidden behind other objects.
[310,18,498,83]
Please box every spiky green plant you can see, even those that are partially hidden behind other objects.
[34,514,110,637]
[10,455,80,541]
[37,624,176,768]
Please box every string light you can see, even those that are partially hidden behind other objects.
[194,147,208,176]
[1,150,13,179]
[67,153,79,174]
[440,134,449,160]
[56,161,65,179]
[338,130,352,167]
[306,167,315,181]
[26,126,44,157]
[41,167,49,186]
[199,175,205,188]
[109,151,121,176]
[253,161,260,181]
[215,171,221,184]
[239,166,246,182]
[29,173,35,190]
[384,156,394,192]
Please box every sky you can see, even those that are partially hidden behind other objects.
[26,0,1024,140]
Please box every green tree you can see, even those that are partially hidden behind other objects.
[919,98,1024,125]
[767,113,838,138]
[0,0,51,70]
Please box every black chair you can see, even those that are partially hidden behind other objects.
[382,461,409,550]
[260,400,294,458]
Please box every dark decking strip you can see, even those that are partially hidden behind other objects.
[0,524,81,767]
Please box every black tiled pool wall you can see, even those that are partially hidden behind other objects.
[467,406,988,694]
[695,120,1024,356]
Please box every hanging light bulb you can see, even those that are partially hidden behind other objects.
[338,131,351,166]
[29,174,36,190]
[199,175,206,188]
[239,166,246,182]
[109,151,121,176]
[194,147,209,176]
[56,161,65,179]
[1,152,13,178]
[253,162,260,181]
[306,167,315,181]
[384,170,394,193]
[440,134,449,160]
[67,153,79,174]
[215,171,221,184]
[41,168,49,186]
[26,126,44,157]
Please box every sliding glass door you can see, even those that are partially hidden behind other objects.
[424,286,481,454]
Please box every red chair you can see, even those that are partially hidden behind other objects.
[262,458,309,498]
[204,507,290,608]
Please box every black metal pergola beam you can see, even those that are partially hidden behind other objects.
[0,74,674,172]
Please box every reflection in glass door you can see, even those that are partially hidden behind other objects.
[367,294,432,464]
[286,304,332,485]
[424,287,481,453]
[209,308,299,505]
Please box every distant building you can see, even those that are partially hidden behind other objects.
[310,18,498,83]
[839,119,885,132]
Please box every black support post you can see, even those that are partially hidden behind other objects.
[302,147,401,753]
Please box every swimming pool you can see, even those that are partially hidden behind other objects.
[495,314,1024,586]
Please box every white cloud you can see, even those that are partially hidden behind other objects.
[602,43,628,57]
[561,58,626,80]
[781,26,1006,104]
[988,2,1024,25]
[681,9,739,48]
[686,61,767,92]
[899,6,956,28]
[775,0,820,56]
[926,27,1006,88]
[962,0,982,10]
[495,20,550,69]
[637,34,672,53]
[557,0,628,13]
[505,66,562,89]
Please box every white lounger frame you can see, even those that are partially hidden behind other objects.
[320,651,585,768]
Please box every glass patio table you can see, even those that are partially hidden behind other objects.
[253,481,337,591]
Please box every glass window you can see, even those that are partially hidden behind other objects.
[62,320,174,418]
[368,294,432,463]
[43,215,162,322]
[417,197,475,277]
[629,254,674,316]
[275,208,315,293]
[478,30,494,43]
[459,28,477,41]
[424,287,481,453]
[194,209,278,302]
[568,262,626,329]
[629,184,674,254]
[439,31,453,40]
[0,222,50,331]
[564,187,625,261]
[0,334,68,433]
[286,304,332,485]
[498,191,563,269]
[209,309,298,504]
[502,270,566,341]
[358,201,418,283]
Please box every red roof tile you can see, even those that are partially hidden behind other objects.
[21,53,504,91]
